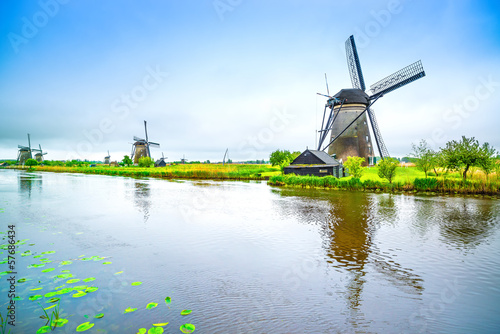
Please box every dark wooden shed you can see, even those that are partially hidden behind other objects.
[284,149,344,178]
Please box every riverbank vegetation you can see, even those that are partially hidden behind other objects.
[20,163,280,180]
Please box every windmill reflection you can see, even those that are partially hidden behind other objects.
[18,172,42,197]
[134,180,151,222]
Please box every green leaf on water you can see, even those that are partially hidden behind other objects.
[137,329,147,334]
[30,287,43,291]
[153,323,169,326]
[114,271,124,275]
[165,296,171,304]
[44,291,57,298]
[57,288,73,295]
[124,307,137,313]
[92,256,104,261]
[102,261,112,265]
[41,268,55,273]
[51,318,68,327]
[146,302,158,309]
[36,325,51,333]
[83,277,96,282]
[55,273,73,279]
[81,257,92,261]
[179,324,196,333]
[85,287,98,293]
[180,310,192,316]
[41,251,55,255]
[29,295,43,301]
[94,313,104,319]
[76,322,94,332]
[73,285,88,290]
[18,278,30,283]
[148,327,164,334]
[73,291,87,298]
[33,255,43,258]
[28,264,45,268]
[60,260,72,265]
[47,297,60,303]
[131,282,142,286]
[67,278,80,284]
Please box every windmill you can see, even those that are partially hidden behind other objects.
[32,144,48,163]
[180,155,188,164]
[317,35,425,165]
[104,150,110,164]
[155,152,168,167]
[17,134,33,165]
[131,120,160,164]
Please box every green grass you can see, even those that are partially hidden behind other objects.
[268,166,500,195]
[27,164,280,181]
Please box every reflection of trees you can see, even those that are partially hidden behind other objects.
[19,172,42,197]
[134,180,151,222]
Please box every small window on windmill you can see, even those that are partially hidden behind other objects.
[320,169,327,173]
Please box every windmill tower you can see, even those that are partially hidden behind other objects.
[104,151,110,164]
[131,120,160,164]
[317,35,425,165]
[17,134,33,165]
[32,144,47,163]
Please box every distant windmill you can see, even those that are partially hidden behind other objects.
[17,134,33,165]
[32,144,48,163]
[104,150,110,164]
[131,120,160,164]
[317,35,426,164]
[180,155,188,164]
[155,152,168,167]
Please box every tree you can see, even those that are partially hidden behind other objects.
[441,136,496,180]
[477,142,497,181]
[25,158,38,167]
[122,155,133,167]
[270,150,292,167]
[377,158,399,184]
[138,156,153,167]
[410,139,437,178]
[344,156,365,179]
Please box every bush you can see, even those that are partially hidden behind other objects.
[25,158,38,167]
[138,156,153,168]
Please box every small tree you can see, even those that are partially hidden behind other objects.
[344,156,365,179]
[410,139,437,178]
[25,158,38,168]
[122,155,133,167]
[138,156,153,167]
[477,143,497,181]
[377,158,399,184]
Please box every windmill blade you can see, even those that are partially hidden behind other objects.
[366,108,390,159]
[133,136,145,142]
[324,73,330,96]
[144,120,149,143]
[148,142,160,147]
[18,145,29,149]
[345,35,366,91]
[369,60,425,98]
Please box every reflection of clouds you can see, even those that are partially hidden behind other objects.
[19,172,42,197]
[134,180,151,222]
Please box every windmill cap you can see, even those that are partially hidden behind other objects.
[333,88,369,105]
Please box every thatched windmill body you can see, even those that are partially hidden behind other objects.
[131,121,160,164]
[17,134,33,165]
[32,144,47,163]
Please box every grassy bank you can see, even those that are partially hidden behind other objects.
[17,164,280,180]
[268,167,500,195]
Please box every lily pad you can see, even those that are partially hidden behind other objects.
[94,313,104,319]
[57,288,73,295]
[30,287,43,291]
[153,323,169,326]
[60,261,72,265]
[51,318,68,327]
[73,291,87,298]
[67,278,80,284]
[85,287,99,293]
[137,329,147,334]
[180,310,192,316]
[76,322,94,332]
[131,282,142,286]
[42,251,55,255]
[179,324,196,333]
[102,261,112,265]
[29,295,43,301]
[165,297,171,305]
[124,307,137,313]
[36,325,51,333]
[81,257,92,261]
[28,264,45,268]
[41,268,55,273]
[146,302,158,309]
[114,271,124,275]
[47,297,60,303]
[18,278,30,283]
[148,327,164,334]
[55,273,73,279]
[44,291,57,298]
[83,277,96,282]
[73,285,88,290]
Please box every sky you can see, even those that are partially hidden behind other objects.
[1,0,499,162]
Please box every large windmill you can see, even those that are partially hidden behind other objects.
[104,150,110,164]
[131,121,160,164]
[317,35,425,165]
[17,134,33,165]
[32,144,47,163]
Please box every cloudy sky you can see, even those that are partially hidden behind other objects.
[1,0,499,162]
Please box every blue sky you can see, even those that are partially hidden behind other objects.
[1,0,499,161]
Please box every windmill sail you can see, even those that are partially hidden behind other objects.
[370,60,425,98]
[345,35,366,91]
[366,108,389,159]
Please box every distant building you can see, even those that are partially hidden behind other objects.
[284,149,344,178]
[154,158,167,167]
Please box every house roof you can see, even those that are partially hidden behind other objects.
[291,149,341,166]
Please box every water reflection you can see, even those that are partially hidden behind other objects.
[134,180,151,222]
[18,172,42,196]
